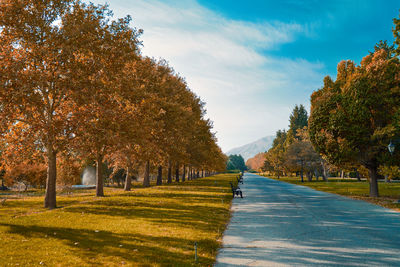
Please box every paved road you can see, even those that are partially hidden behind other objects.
[215,173,400,266]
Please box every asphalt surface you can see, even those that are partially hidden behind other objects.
[215,173,400,266]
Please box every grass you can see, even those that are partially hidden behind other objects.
[0,174,236,266]
[260,175,400,211]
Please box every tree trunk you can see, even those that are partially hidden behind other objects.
[157,165,162,185]
[341,170,344,179]
[124,166,131,191]
[196,170,200,178]
[175,163,179,182]
[321,161,328,181]
[143,161,150,187]
[300,162,304,182]
[96,154,104,197]
[182,165,186,182]
[44,147,57,209]
[367,165,379,197]
[167,161,172,184]
[356,170,361,181]
[307,171,312,182]
[201,169,204,178]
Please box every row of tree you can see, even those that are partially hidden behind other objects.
[262,105,325,182]
[262,14,400,197]
[0,0,226,209]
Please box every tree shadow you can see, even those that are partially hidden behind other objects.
[0,222,215,266]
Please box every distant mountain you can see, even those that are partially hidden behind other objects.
[226,136,274,161]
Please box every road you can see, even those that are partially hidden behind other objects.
[215,173,400,266]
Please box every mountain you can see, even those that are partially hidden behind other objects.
[226,136,274,161]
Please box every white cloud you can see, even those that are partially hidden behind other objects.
[91,0,325,151]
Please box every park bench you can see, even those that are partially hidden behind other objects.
[237,174,243,184]
[230,181,243,198]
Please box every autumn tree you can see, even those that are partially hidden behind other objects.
[246,152,266,171]
[284,128,321,182]
[264,129,287,178]
[0,0,81,209]
[309,49,400,197]
[64,2,142,196]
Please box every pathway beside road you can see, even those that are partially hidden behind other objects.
[215,173,400,266]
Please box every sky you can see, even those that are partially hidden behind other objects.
[89,0,400,152]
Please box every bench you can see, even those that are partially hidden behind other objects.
[237,174,243,184]
[230,182,243,198]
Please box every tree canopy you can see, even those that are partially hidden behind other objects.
[309,49,400,197]
[226,154,247,172]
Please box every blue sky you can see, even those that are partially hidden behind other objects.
[89,0,400,152]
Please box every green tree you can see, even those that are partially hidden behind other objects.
[227,154,247,172]
[369,40,395,59]
[393,12,400,56]
[287,104,308,142]
[309,49,400,197]
[264,129,287,178]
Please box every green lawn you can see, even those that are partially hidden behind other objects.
[260,175,400,211]
[0,174,236,266]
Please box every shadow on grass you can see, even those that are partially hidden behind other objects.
[0,174,236,266]
[0,222,215,266]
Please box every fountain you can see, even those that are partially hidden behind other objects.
[71,166,96,189]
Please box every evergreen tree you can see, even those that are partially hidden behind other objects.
[369,40,395,59]
[226,154,247,172]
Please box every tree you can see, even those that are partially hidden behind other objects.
[284,128,321,182]
[393,12,400,56]
[369,40,395,59]
[65,2,142,195]
[226,154,247,172]
[309,49,400,197]
[246,152,266,171]
[4,162,47,190]
[379,165,400,182]
[287,104,308,142]
[264,146,285,178]
[264,129,288,178]
[0,0,79,209]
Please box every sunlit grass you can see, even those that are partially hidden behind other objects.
[261,175,400,211]
[0,174,236,266]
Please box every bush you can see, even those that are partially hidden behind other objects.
[5,162,46,189]
[224,169,241,173]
